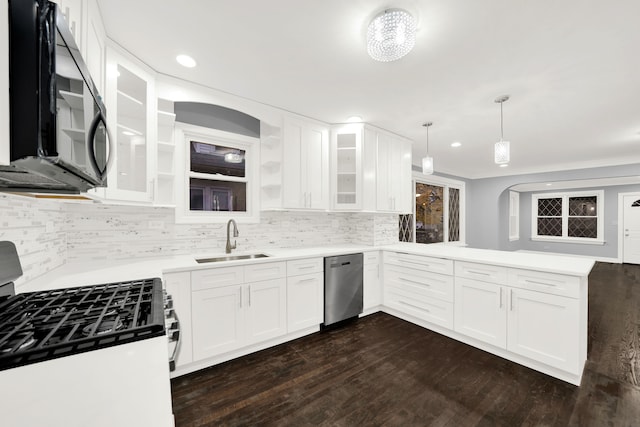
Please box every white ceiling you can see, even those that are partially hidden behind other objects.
[96,0,640,179]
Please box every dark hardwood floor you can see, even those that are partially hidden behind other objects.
[171,262,640,426]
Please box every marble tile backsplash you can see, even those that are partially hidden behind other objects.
[0,191,399,284]
[64,205,399,261]
[0,194,67,286]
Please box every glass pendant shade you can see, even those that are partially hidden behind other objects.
[494,140,510,164]
[367,9,416,62]
[422,156,434,175]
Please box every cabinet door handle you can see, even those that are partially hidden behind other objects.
[297,277,317,283]
[238,287,242,309]
[309,192,312,208]
[499,287,503,308]
[510,289,514,311]
[248,285,251,307]
[398,300,430,313]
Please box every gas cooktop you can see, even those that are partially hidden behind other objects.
[0,278,165,371]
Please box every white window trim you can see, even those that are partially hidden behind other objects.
[412,172,466,245]
[530,190,604,245]
[509,191,520,241]
[174,123,261,224]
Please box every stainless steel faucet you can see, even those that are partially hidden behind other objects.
[226,219,239,254]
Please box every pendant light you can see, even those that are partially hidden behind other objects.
[494,95,510,164]
[422,122,434,175]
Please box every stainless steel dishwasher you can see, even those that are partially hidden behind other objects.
[324,253,363,327]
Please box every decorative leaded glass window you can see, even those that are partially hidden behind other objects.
[532,191,603,243]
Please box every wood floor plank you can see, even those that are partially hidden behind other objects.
[171,262,640,426]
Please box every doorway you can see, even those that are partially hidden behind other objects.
[621,193,640,264]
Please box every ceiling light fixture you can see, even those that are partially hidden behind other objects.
[176,54,197,68]
[347,116,363,123]
[451,141,462,148]
[367,9,416,62]
[422,122,434,175]
[494,95,510,164]
[224,152,243,164]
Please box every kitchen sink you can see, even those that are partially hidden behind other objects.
[195,253,270,263]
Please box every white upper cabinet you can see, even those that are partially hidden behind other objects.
[331,124,363,210]
[101,46,157,202]
[282,116,330,210]
[376,130,412,213]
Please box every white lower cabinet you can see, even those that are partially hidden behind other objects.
[192,285,245,360]
[191,262,287,362]
[383,252,454,329]
[363,252,381,310]
[454,276,581,374]
[163,272,193,369]
[454,277,506,348]
[245,279,287,345]
[286,258,323,333]
[507,287,580,373]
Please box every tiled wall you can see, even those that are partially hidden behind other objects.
[64,204,398,261]
[1,193,398,285]
[0,194,67,285]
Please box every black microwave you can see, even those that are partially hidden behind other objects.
[2,0,111,193]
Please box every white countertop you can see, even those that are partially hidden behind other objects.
[20,243,595,292]
[382,243,595,276]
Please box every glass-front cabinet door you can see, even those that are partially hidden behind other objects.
[331,124,363,210]
[101,47,156,202]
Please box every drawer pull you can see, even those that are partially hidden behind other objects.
[524,279,557,287]
[399,277,431,287]
[467,269,491,276]
[398,300,431,313]
[399,259,429,267]
[296,278,317,283]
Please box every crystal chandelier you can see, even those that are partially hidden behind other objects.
[367,9,416,62]
[422,122,434,175]
[494,95,510,164]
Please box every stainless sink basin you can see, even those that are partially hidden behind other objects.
[195,253,270,263]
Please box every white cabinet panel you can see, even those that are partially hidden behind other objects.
[282,117,329,210]
[192,285,244,360]
[508,268,580,298]
[376,133,412,213]
[385,252,453,275]
[191,266,244,291]
[244,262,286,283]
[163,272,192,368]
[246,279,287,344]
[454,278,507,348]
[507,287,580,373]
[385,287,453,329]
[287,258,323,276]
[287,272,323,332]
[385,264,453,303]
[363,259,381,310]
[455,261,507,285]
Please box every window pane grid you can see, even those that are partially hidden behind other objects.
[534,193,600,240]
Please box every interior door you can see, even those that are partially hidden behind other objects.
[623,194,640,264]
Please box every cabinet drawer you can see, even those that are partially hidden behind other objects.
[192,266,244,291]
[385,264,453,302]
[245,262,287,282]
[364,251,380,265]
[287,258,323,276]
[455,261,507,284]
[384,252,453,275]
[385,287,453,329]
[508,268,580,299]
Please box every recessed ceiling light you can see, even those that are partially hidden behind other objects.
[499,164,508,168]
[451,141,462,148]
[546,183,553,186]
[347,116,363,123]
[176,54,197,68]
